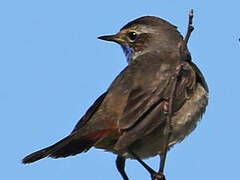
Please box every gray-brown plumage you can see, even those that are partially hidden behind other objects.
[22,16,208,180]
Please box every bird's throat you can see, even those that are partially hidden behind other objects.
[120,43,135,63]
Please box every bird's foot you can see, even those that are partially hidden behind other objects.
[151,172,166,180]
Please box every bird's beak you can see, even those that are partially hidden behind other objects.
[98,34,126,44]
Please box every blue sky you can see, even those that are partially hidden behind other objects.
[1,1,240,180]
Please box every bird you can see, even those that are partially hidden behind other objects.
[22,15,209,180]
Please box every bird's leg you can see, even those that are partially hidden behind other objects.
[184,9,194,44]
[128,148,164,180]
[116,156,129,180]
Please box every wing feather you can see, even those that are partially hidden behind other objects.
[115,61,197,150]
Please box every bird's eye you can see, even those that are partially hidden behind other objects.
[128,32,137,41]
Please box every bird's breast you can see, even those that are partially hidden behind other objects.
[168,83,208,146]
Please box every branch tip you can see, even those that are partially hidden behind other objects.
[184,9,195,44]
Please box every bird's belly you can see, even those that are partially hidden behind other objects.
[125,83,208,159]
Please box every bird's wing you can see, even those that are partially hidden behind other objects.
[118,83,169,130]
[114,60,197,150]
[71,92,108,133]
[189,61,209,92]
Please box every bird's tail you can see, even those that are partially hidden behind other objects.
[22,134,95,164]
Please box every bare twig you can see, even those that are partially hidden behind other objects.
[184,9,194,44]
[157,63,182,180]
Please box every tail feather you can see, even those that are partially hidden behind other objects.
[22,146,53,164]
[50,137,95,158]
[22,135,95,164]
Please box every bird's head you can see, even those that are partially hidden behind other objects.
[98,16,189,63]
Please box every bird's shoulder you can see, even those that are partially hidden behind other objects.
[110,53,179,91]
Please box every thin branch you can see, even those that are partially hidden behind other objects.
[158,64,181,178]
[184,9,194,44]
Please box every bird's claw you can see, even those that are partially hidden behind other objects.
[151,172,166,180]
